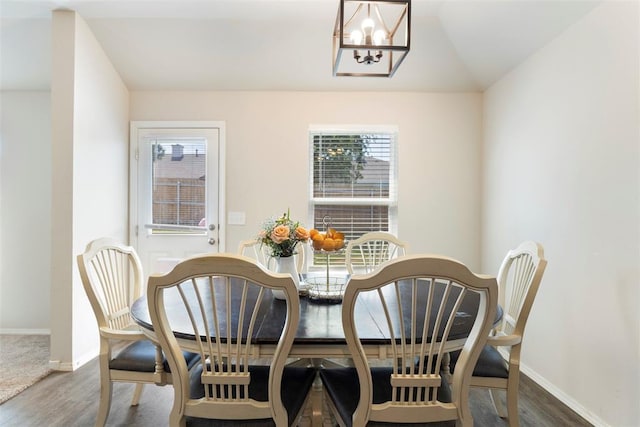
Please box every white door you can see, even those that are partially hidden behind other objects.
[130,121,225,277]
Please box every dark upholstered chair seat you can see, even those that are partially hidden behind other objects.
[186,364,316,427]
[449,345,509,379]
[109,339,200,373]
[320,367,455,427]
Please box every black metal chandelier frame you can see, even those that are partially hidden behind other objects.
[332,0,411,77]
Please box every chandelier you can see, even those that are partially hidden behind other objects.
[332,0,411,77]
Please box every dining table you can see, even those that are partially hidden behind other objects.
[130,273,502,361]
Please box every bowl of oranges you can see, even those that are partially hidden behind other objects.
[310,227,346,252]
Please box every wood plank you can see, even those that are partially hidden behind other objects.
[0,356,592,427]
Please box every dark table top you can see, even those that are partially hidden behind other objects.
[131,278,501,355]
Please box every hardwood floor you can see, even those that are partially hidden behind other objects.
[0,356,592,427]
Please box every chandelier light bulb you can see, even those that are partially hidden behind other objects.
[373,29,386,45]
[361,17,375,33]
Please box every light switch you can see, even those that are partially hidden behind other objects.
[228,211,246,225]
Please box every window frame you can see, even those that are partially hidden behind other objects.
[308,125,399,264]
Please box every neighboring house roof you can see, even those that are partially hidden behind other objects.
[317,156,390,197]
[359,157,390,188]
[154,153,206,180]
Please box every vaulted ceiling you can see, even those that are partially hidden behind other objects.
[1,0,601,92]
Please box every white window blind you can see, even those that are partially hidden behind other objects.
[309,129,398,253]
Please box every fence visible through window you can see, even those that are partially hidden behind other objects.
[150,140,207,234]
[152,181,206,227]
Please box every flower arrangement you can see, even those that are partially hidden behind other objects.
[259,210,310,258]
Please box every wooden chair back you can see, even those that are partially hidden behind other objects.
[147,253,300,426]
[238,238,306,273]
[345,231,408,275]
[78,237,143,334]
[495,241,547,343]
[342,254,497,426]
[237,239,271,268]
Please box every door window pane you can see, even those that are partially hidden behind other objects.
[151,138,206,234]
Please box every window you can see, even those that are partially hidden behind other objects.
[309,127,398,263]
[150,138,207,233]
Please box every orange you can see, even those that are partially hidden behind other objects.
[309,228,319,238]
[312,233,325,250]
[334,231,345,241]
[326,227,336,239]
[322,238,336,251]
[334,239,344,250]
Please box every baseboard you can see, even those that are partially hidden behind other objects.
[0,328,51,335]
[74,349,98,369]
[49,349,98,372]
[48,360,74,371]
[521,363,608,427]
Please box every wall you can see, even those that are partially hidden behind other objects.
[0,91,52,333]
[482,2,639,426]
[130,91,484,270]
[50,10,130,370]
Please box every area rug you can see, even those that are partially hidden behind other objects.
[0,334,51,404]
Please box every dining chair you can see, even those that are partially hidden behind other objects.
[319,254,498,427]
[147,253,317,426]
[238,238,306,273]
[448,241,547,427]
[344,231,409,276]
[237,239,271,268]
[77,237,200,427]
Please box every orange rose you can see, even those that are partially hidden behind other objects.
[270,225,290,243]
[295,226,310,241]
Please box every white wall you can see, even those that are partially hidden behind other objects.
[482,2,639,426]
[0,91,52,333]
[50,10,130,370]
[130,91,484,270]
